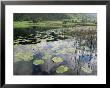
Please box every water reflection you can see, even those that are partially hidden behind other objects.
[14,26,97,75]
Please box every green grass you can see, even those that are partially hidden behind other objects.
[14,21,97,29]
[14,21,31,28]
[14,21,63,28]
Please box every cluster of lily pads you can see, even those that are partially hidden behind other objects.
[32,53,69,74]
[14,30,96,74]
[15,52,33,61]
[14,34,41,45]
[15,50,70,74]
[14,30,69,45]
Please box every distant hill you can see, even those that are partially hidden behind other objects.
[66,13,96,21]
[14,13,97,22]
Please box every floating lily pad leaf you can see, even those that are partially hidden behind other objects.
[15,52,33,61]
[51,46,59,51]
[18,36,23,38]
[52,57,64,63]
[80,46,85,49]
[17,38,23,41]
[66,48,75,53]
[81,46,91,51]
[81,66,92,73]
[46,37,54,41]
[42,53,52,60]
[14,45,19,48]
[25,40,32,42]
[33,60,44,65]
[56,50,66,54]
[14,41,19,44]
[29,34,34,36]
[56,66,69,73]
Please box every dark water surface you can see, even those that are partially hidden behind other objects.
[14,26,97,75]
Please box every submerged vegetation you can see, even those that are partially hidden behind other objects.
[14,13,97,75]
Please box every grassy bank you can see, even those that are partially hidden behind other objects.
[14,21,62,28]
[14,21,96,29]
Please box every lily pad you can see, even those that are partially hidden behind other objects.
[14,41,19,44]
[33,60,44,65]
[24,40,32,42]
[56,50,66,54]
[56,66,69,73]
[81,66,92,73]
[29,34,34,36]
[81,46,91,51]
[66,48,75,53]
[52,57,64,63]
[17,38,23,41]
[18,36,23,38]
[42,53,52,60]
[56,47,75,54]
[15,52,33,61]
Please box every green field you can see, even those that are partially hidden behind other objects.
[14,20,96,28]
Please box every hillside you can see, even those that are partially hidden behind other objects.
[14,13,97,22]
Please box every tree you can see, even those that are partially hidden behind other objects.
[32,19,38,23]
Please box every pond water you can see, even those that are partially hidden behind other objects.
[14,26,97,75]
